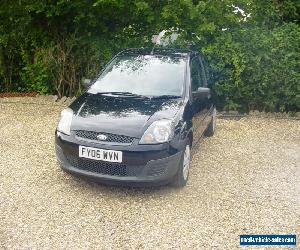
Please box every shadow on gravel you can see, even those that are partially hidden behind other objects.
[58,165,176,197]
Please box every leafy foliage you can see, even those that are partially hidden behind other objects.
[205,23,300,112]
[0,0,299,112]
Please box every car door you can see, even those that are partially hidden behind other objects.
[198,55,213,130]
[190,57,207,143]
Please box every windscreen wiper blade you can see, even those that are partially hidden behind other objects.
[98,92,149,98]
[151,95,182,99]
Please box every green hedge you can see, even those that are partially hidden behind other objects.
[0,0,299,112]
[206,23,300,112]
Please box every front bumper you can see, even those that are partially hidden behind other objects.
[55,132,183,185]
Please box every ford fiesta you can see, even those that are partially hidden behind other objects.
[55,48,216,187]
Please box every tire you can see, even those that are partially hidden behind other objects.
[205,106,216,137]
[172,143,191,188]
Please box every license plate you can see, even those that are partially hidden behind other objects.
[79,145,122,163]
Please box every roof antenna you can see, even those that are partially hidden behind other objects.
[151,30,166,55]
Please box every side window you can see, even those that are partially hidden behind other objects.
[198,56,208,87]
[190,58,201,92]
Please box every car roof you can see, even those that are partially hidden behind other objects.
[117,48,198,58]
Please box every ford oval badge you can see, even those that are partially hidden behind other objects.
[97,134,107,141]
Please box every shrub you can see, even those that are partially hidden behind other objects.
[207,23,300,112]
[20,62,51,94]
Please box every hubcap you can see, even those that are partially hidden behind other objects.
[182,145,191,180]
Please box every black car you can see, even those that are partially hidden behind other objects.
[55,48,216,187]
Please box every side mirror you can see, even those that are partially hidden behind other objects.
[83,78,92,88]
[194,87,211,99]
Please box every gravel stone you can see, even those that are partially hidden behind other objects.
[226,110,239,115]
[59,96,68,103]
[52,95,58,102]
[0,97,299,249]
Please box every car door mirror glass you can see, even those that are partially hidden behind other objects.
[194,87,211,99]
[197,87,209,92]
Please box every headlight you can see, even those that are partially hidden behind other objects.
[57,108,73,135]
[139,119,173,144]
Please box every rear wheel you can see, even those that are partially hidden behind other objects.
[172,143,191,187]
[205,107,216,137]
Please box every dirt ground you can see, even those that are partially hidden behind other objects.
[0,97,299,249]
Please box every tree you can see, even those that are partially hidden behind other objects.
[0,0,299,112]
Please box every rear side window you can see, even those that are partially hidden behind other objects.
[190,58,202,92]
[190,56,208,92]
[198,56,208,87]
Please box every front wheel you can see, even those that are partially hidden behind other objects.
[172,143,191,188]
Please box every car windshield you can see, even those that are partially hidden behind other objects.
[88,54,186,97]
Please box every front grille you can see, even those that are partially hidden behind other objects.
[74,130,134,144]
[65,153,142,177]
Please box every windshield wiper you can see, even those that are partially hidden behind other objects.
[98,92,149,98]
[151,95,182,99]
[96,92,181,99]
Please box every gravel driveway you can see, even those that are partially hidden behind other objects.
[0,97,299,249]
